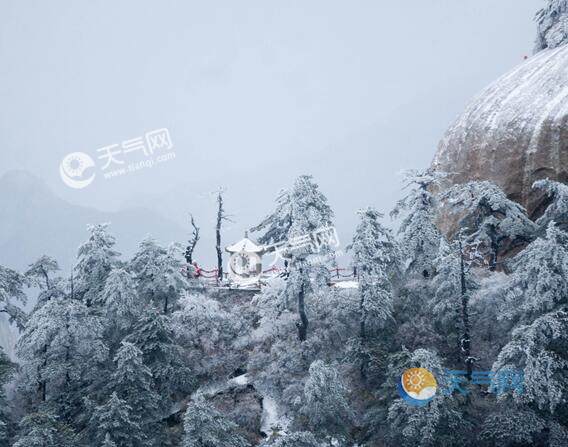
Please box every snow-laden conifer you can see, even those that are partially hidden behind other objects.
[182,397,250,447]
[441,180,536,271]
[89,392,146,447]
[130,238,186,313]
[74,223,120,306]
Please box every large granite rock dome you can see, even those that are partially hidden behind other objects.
[432,43,568,219]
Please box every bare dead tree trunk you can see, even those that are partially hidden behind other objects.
[185,214,200,277]
[214,189,233,282]
[216,193,224,281]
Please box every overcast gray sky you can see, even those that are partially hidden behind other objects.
[0,0,540,261]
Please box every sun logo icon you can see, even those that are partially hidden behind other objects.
[59,152,96,189]
[64,154,87,177]
[398,367,437,406]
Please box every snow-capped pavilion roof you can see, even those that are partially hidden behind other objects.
[225,234,264,253]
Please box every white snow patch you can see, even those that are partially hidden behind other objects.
[229,373,250,386]
[261,395,290,438]
[333,280,359,289]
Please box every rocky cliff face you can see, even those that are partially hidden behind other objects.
[535,0,568,52]
[432,43,568,221]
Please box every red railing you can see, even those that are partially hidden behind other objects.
[184,265,356,281]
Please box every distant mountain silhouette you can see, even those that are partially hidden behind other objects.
[0,170,191,356]
[0,170,188,271]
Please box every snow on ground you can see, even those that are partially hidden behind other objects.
[228,373,250,386]
[261,395,290,437]
[185,371,291,440]
[333,280,358,289]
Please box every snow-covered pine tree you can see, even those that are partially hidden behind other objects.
[348,207,399,379]
[492,223,568,412]
[172,292,244,381]
[16,295,107,410]
[124,307,194,411]
[101,268,141,334]
[25,255,59,290]
[25,256,66,309]
[130,238,186,313]
[251,175,334,246]
[182,397,250,447]
[498,222,568,324]
[441,180,536,271]
[13,410,74,447]
[535,0,568,52]
[533,178,568,231]
[89,392,146,447]
[0,264,28,330]
[250,188,291,245]
[252,175,335,341]
[349,207,398,337]
[385,349,466,447]
[162,242,189,311]
[478,406,547,446]
[288,175,334,238]
[107,341,159,432]
[0,346,15,445]
[247,277,358,415]
[391,169,444,278]
[301,360,352,443]
[130,236,165,300]
[430,236,479,372]
[429,230,483,380]
[74,223,120,306]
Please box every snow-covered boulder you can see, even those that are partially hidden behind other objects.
[433,43,568,231]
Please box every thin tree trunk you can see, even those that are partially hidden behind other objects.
[216,193,224,281]
[297,269,309,341]
[359,312,366,340]
[39,344,47,402]
[185,214,200,272]
[65,316,71,388]
[358,267,367,340]
[489,227,499,271]
[459,239,473,380]
[40,266,50,290]
[359,277,369,380]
